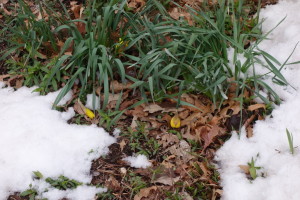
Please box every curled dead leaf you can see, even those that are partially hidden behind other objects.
[248,103,265,111]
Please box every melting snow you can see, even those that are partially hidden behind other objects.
[216,1,300,199]
[0,85,115,199]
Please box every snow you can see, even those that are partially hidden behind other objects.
[41,185,107,200]
[123,154,152,168]
[113,128,121,137]
[85,93,100,110]
[216,0,300,199]
[0,84,115,199]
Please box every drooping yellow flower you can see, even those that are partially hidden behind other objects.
[115,38,129,53]
[85,108,95,119]
[170,115,181,128]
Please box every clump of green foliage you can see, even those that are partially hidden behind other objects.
[1,0,290,110]
[123,122,161,159]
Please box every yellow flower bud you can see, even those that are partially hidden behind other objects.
[85,108,95,119]
[170,115,181,128]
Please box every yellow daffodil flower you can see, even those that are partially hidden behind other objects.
[170,115,181,128]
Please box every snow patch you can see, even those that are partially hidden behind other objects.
[216,1,300,199]
[0,85,115,199]
[123,154,152,168]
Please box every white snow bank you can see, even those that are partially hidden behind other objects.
[0,84,115,199]
[41,185,107,200]
[216,1,300,200]
[123,154,152,168]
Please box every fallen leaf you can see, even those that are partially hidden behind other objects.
[178,109,189,119]
[7,75,24,88]
[159,133,180,148]
[110,80,132,92]
[73,99,95,119]
[119,139,126,151]
[105,175,121,191]
[212,189,223,200]
[161,155,176,169]
[0,74,10,82]
[246,126,254,138]
[239,165,250,174]
[127,104,146,118]
[134,186,158,200]
[127,0,146,12]
[201,125,225,152]
[74,99,85,115]
[165,140,194,163]
[182,125,198,140]
[143,103,184,114]
[169,7,193,25]
[248,103,265,111]
[0,0,9,4]
[0,4,11,15]
[181,112,203,127]
[130,115,138,130]
[179,192,193,200]
[153,176,180,186]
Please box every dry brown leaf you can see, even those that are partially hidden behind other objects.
[244,113,256,129]
[178,109,189,119]
[3,75,24,88]
[134,186,158,200]
[194,126,209,141]
[70,2,86,34]
[212,189,223,200]
[169,7,193,25]
[127,104,146,118]
[179,192,193,200]
[0,6,12,15]
[181,112,203,127]
[201,125,225,152]
[239,165,250,174]
[246,125,254,138]
[165,140,194,163]
[0,74,10,82]
[105,175,121,191]
[120,99,136,111]
[139,117,163,129]
[119,139,126,151]
[0,0,9,4]
[130,115,139,130]
[248,103,265,111]
[71,4,81,19]
[73,99,85,115]
[182,125,198,140]
[161,114,172,123]
[127,0,146,11]
[161,155,176,169]
[220,100,241,117]
[143,103,184,114]
[110,80,132,92]
[159,133,180,148]
[198,162,211,178]
[153,176,180,186]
